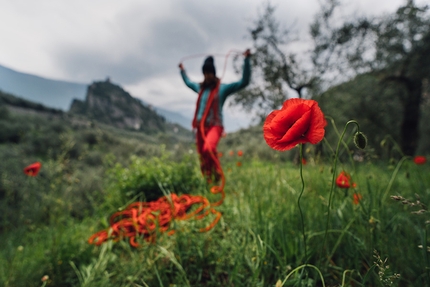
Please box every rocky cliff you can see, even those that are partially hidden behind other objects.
[70,80,165,133]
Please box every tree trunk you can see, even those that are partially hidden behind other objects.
[400,80,422,156]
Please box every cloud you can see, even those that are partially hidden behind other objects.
[2,0,426,132]
[52,0,254,85]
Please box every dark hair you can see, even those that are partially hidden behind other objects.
[200,77,219,90]
[202,56,216,75]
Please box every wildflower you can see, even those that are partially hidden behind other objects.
[263,98,326,151]
[228,150,234,156]
[353,193,363,205]
[237,150,243,157]
[336,171,356,188]
[236,161,242,167]
[413,156,426,165]
[23,162,42,177]
[41,275,49,282]
[217,152,223,158]
[301,158,307,165]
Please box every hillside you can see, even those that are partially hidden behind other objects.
[0,64,87,110]
[0,89,64,115]
[317,73,430,155]
[0,87,192,144]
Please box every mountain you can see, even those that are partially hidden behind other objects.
[0,64,87,110]
[70,80,166,133]
[0,89,63,115]
[148,105,191,130]
[0,64,192,129]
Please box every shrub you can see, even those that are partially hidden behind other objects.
[106,152,202,203]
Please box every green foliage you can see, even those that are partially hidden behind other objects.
[106,152,203,203]
[0,106,192,231]
[2,136,430,286]
[218,125,296,163]
[319,73,404,158]
[0,105,10,119]
[243,0,430,156]
[312,0,430,155]
[5,158,428,286]
[2,96,430,286]
[318,72,430,157]
[234,2,320,120]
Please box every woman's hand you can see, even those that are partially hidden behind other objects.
[178,63,184,71]
[243,49,251,58]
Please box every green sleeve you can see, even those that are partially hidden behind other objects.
[181,70,200,93]
[219,57,251,100]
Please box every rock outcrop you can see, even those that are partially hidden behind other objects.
[70,80,165,133]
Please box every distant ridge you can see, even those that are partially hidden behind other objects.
[0,64,192,129]
[0,64,87,110]
[0,89,63,115]
[138,100,192,130]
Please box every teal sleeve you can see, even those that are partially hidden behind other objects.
[219,57,251,101]
[181,70,200,93]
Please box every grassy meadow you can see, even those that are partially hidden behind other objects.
[1,109,430,286]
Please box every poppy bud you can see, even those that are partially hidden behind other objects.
[354,132,367,149]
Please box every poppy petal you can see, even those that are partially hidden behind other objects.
[23,162,42,177]
[263,98,326,151]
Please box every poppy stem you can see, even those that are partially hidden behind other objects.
[298,144,308,264]
[321,120,360,263]
[381,156,409,204]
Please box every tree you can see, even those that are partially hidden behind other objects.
[231,3,322,121]
[312,0,430,156]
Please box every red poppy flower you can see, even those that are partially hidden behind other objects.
[263,98,326,151]
[301,158,307,165]
[353,193,363,205]
[236,161,242,167]
[228,150,234,156]
[336,171,356,189]
[23,162,42,177]
[217,152,223,158]
[237,150,243,157]
[413,156,426,165]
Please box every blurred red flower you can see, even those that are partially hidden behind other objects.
[229,150,234,156]
[301,158,307,165]
[413,156,426,165]
[336,171,356,189]
[217,152,223,158]
[263,98,326,151]
[237,150,243,157]
[353,193,363,205]
[236,161,242,167]
[23,162,42,177]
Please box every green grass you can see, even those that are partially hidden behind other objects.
[1,108,430,286]
[2,154,430,286]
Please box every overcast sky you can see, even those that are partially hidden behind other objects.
[0,0,424,131]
